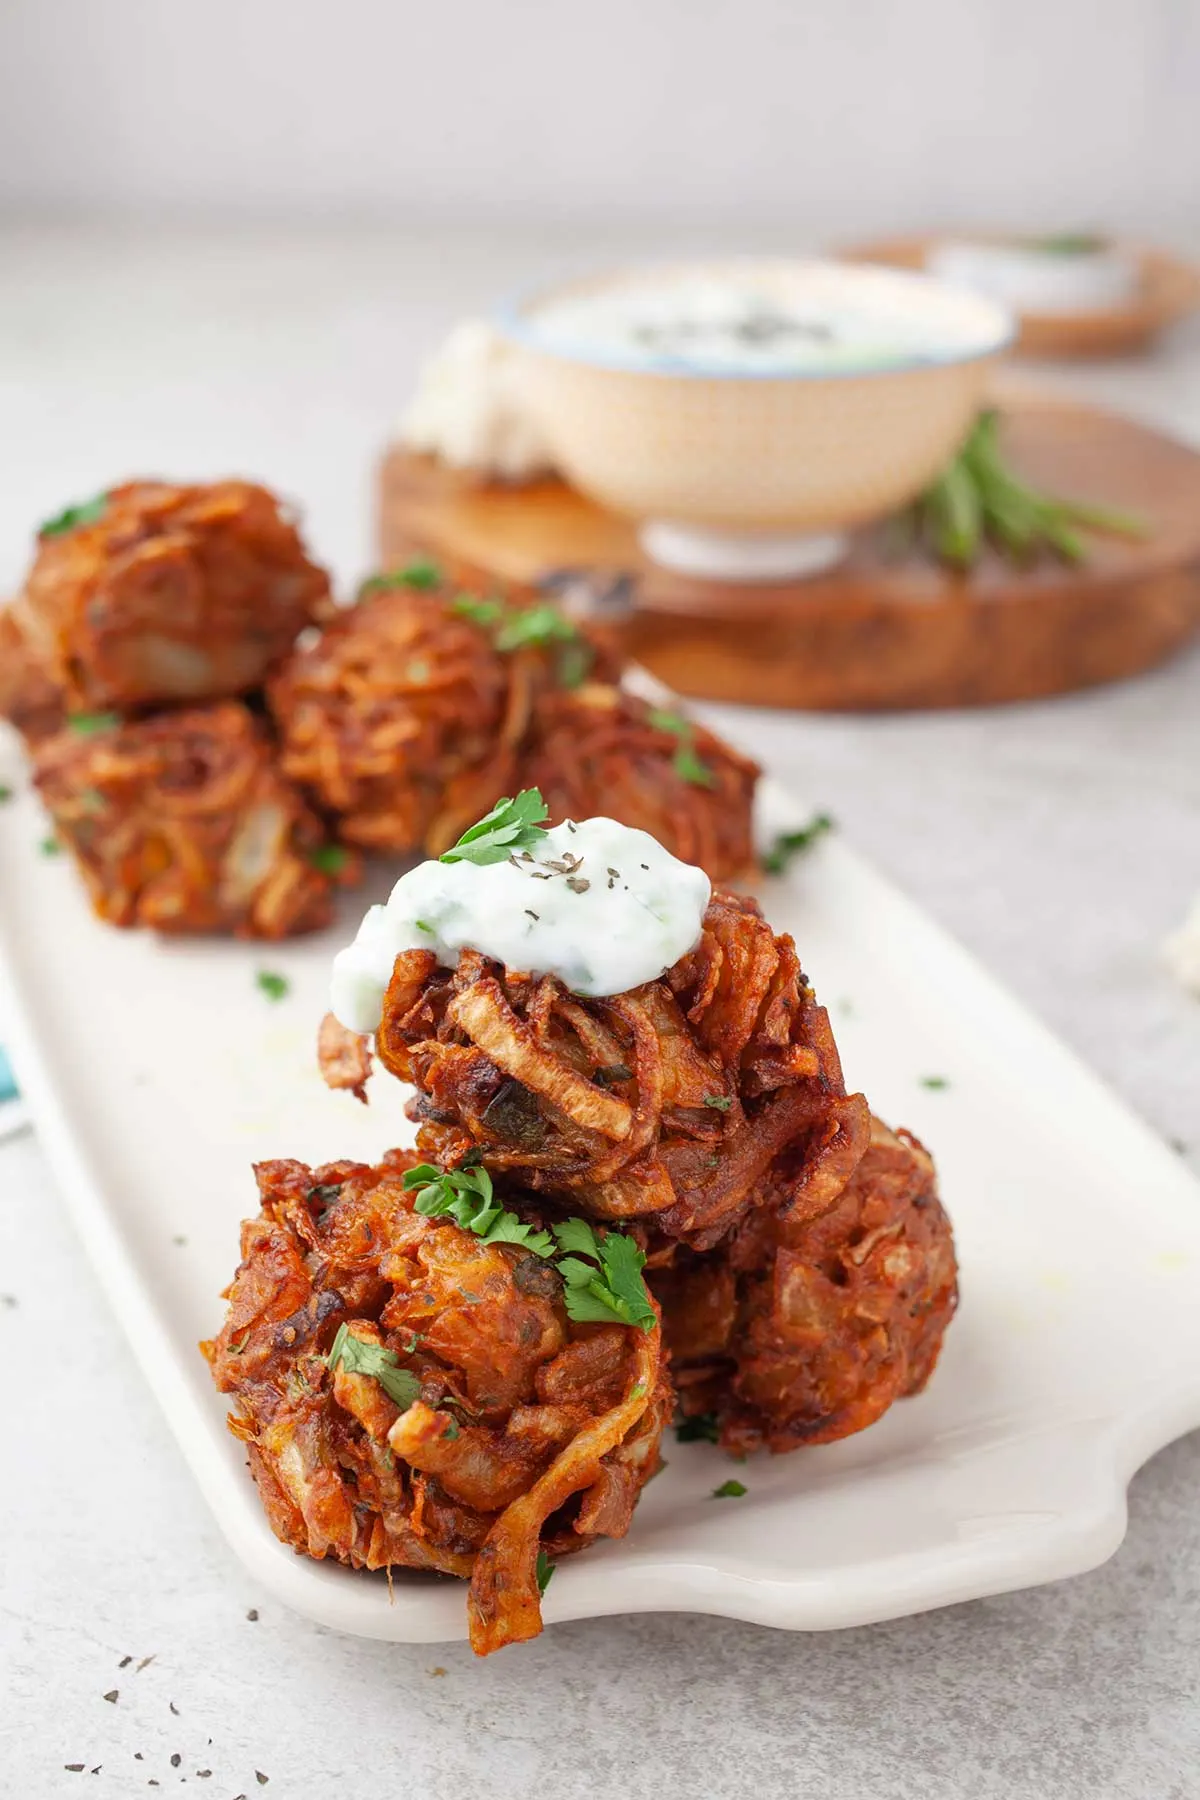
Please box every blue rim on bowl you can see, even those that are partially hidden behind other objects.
[494,257,1016,382]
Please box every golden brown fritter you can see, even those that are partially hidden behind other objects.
[520,684,760,885]
[0,603,66,744]
[16,480,331,711]
[269,584,517,854]
[653,1117,958,1454]
[324,890,868,1250]
[268,580,624,858]
[202,1151,671,1655]
[33,701,352,937]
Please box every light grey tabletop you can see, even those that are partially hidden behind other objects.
[1,225,1198,1800]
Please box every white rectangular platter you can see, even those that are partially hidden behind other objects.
[3,759,1200,1647]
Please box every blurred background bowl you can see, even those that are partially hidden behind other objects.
[500,259,1012,578]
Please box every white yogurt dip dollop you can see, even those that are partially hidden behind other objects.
[330,816,712,1034]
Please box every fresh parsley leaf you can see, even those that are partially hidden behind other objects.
[494,604,578,653]
[403,1163,555,1257]
[439,788,549,867]
[554,1221,656,1331]
[308,844,349,876]
[920,1074,950,1090]
[442,1416,460,1440]
[361,560,442,595]
[66,711,120,737]
[451,593,505,627]
[326,1322,421,1411]
[551,1218,604,1261]
[39,835,61,856]
[647,707,690,738]
[39,494,108,538]
[674,745,715,789]
[255,970,290,1002]
[646,707,713,787]
[0,785,12,805]
[556,640,593,689]
[760,813,835,875]
[711,1479,747,1499]
[536,1551,556,1595]
[703,1094,733,1112]
[676,1412,720,1444]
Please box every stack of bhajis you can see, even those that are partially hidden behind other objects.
[203,866,957,1654]
[1,478,759,940]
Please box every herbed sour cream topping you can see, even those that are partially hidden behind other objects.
[330,814,711,1034]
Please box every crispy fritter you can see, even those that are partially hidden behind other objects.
[268,585,518,854]
[653,1118,958,1454]
[268,581,625,857]
[0,603,66,744]
[16,480,330,711]
[326,890,868,1250]
[202,1152,671,1655]
[33,701,351,937]
[520,683,760,884]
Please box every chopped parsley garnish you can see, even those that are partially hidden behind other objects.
[255,970,290,1002]
[552,1218,656,1332]
[39,835,61,856]
[920,1074,950,1090]
[66,711,120,737]
[703,1094,733,1112]
[536,1551,556,1595]
[712,1479,747,1499]
[0,785,12,805]
[676,1411,720,1444]
[403,1166,656,1331]
[647,706,714,788]
[361,559,442,595]
[451,593,505,627]
[452,593,592,687]
[39,493,108,538]
[494,603,578,654]
[403,1162,556,1257]
[326,1322,420,1411]
[673,745,715,788]
[439,787,549,866]
[308,844,349,876]
[761,812,835,875]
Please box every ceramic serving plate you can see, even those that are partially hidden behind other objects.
[3,755,1200,1646]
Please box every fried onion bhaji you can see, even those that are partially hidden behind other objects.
[324,890,869,1251]
[268,579,622,857]
[33,701,352,937]
[519,684,760,885]
[202,1151,671,1654]
[0,602,66,743]
[652,1118,958,1454]
[15,480,331,712]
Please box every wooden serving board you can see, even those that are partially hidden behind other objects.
[377,397,1200,712]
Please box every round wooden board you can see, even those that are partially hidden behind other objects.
[843,235,1200,359]
[377,397,1200,712]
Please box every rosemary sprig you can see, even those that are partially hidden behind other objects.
[900,410,1147,570]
